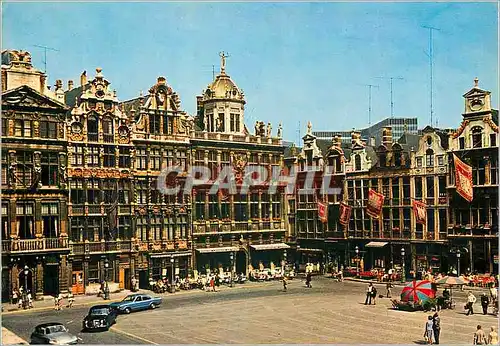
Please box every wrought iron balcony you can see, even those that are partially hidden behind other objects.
[3,237,70,253]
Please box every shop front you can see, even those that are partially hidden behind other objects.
[195,246,241,275]
[249,243,290,271]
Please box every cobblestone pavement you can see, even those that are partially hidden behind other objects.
[3,277,497,344]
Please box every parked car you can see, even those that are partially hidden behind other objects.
[82,305,117,331]
[30,323,80,345]
[109,294,162,314]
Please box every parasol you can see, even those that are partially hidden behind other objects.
[436,276,468,286]
[436,276,469,300]
[401,280,436,303]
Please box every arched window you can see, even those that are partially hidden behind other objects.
[472,126,483,148]
[426,149,434,167]
[355,154,361,171]
[87,115,98,142]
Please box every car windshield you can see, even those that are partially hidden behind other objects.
[47,325,67,334]
[90,308,109,315]
[122,296,136,302]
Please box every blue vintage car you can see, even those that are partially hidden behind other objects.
[109,294,162,314]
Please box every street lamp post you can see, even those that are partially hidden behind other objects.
[103,259,110,300]
[229,252,234,288]
[283,250,287,276]
[457,250,461,276]
[170,257,175,293]
[355,246,359,278]
[401,247,406,283]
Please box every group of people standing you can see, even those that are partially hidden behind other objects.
[11,287,33,309]
[364,283,378,305]
[423,312,441,344]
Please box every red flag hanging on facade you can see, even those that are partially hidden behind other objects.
[453,154,473,202]
[366,188,384,219]
[339,202,352,226]
[317,201,328,223]
[412,200,427,225]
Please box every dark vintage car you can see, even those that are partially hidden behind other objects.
[109,294,162,314]
[82,305,117,331]
[30,323,80,345]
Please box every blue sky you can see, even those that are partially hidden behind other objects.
[2,2,498,142]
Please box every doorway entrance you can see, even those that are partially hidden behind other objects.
[44,265,59,295]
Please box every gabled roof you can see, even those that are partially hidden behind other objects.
[397,133,420,151]
[3,84,67,110]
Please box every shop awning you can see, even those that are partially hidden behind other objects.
[150,251,192,258]
[297,248,324,253]
[196,246,239,254]
[365,242,388,248]
[250,243,290,251]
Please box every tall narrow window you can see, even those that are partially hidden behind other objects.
[17,151,33,187]
[41,152,58,186]
[87,146,100,167]
[236,115,240,132]
[40,121,57,139]
[425,149,434,167]
[250,193,259,219]
[16,203,34,239]
[70,179,85,204]
[490,134,497,147]
[471,127,483,148]
[72,146,84,166]
[87,115,98,142]
[234,194,248,221]
[103,146,115,167]
[87,179,100,204]
[2,203,9,239]
[136,148,147,170]
[42,203,59,238]
[118,147,130,168]
[459,137,465,149]
[150,148,161,170]
[195,191,206,220]
[230,114,235,132]
[102,117,114,143]
[355,154,361,171]
[149,114,161,134]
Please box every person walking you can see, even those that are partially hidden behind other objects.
[306,272,312,288]
[386,282,393,298]
[26,290,33,309]
[488,327,498,345]
[432,312,441,345]
[282,276,288,292]
[466,291,477,316]
[131,276,137,292]
[12,289,18,307]
[424,315,434,344]
[67,292,75,308]
[365,283,373,305]
[474,325,487,345]
[371,285,378,305]
[481,293,490,315]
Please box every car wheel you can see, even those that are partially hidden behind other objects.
[124,307,131,314]
[149,303,156,310]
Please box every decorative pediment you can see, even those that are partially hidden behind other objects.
[2,85,67,110]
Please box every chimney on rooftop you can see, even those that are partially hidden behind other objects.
[80,71,87,86]
[382,127,393,147]
[68,80,74,91]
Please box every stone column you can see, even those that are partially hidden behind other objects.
[83,257,89,287]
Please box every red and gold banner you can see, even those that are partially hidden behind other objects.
[412,200,427,225]
[366,188,384,219]
[339,202,352,226]
[318,201,327,223]
[453,154,473,202]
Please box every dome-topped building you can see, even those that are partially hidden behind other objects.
[196,52,246,134]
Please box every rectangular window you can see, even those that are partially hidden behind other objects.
[427,209,435,234]
[164,150,175,168]
[230,114,235,132]
[16,202,34,239]
[416,157,422,168]
[272,194,281,218]
[118,147,130,168]
[41,203,59,238]
[72,146,84,166]
[459,137,465,149]
[437,155,444,166]
[195,191,206,220]
[149,114,161,134]
[16,151,33,187]
[1,153,7,186]
[150,148,161,170]
[415,177,423,199]
[208,194,219,219]
[177,150,187,171]
[103,146,115,167]
[136,180,148,204]
[491,157,498,185]
[119,180,130,204]
[87,179,101,204]
[250,193,259,219]
[439,209,447,235]
[41,152,58,186]
[102,180,114,204]
[87,146,100,167]
[1,119,8,137]
[70,179,85,204]
[137,148,148,170]
[236,115,240,132]
[392,178,399,205]
[40,121,57,139]
[2,203,9,239]
[118,216,131,240]
[426,177,435,198]
[234,194,248,221]
[490,134,497,147]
